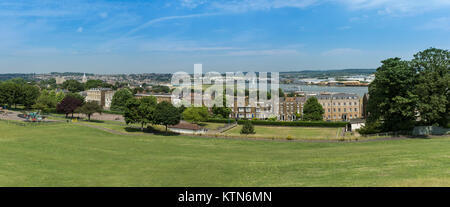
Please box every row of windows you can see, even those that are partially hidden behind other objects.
[325,114,359,119]
[327,108,358,112]
[321,102,358,106]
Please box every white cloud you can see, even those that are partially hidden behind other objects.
[322,48,362,56]
[77,27,83,33]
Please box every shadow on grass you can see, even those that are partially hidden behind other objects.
[124,125,180,136]
[83,119,105,123]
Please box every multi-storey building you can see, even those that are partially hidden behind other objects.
[85,88,115,110]
[315,92,362,121]
[229,92,363,122]
[278,96,305,121]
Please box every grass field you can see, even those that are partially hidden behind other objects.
[225,125,341,140]
[0,121,449,187]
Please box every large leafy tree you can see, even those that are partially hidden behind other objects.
[33,90,57,113]
[110,88,134,111]
[182,107,209,123]
[76,101,103,121]
[123,96,157,131]
[412,48,450,127]
[367,58,417,131]
[302,97,324,121]
[0,81,21,108]
[57,95,83,118]
[20,84,40,109]
[153,101,181,132]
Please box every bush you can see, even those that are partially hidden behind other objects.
[206,118,236,123]
[357,122,382,135]
[236,120,348,127]
[240,120,255,134]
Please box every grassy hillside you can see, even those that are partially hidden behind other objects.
[0,122,449,186]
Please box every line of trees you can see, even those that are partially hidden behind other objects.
[361,48,449,134]
[123,96,182,132]
[0,78,40,109]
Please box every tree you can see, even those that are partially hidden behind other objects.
[182,107,209,123]
[212,104,232,119]
[278,88,285,97]
[240,120,255,134]
[412,48,450,127]
[84,79,113,90]
[33,90,57,113]
[153,101,181,132]
[65,92,85,103]
[367,58,417,131]
[302,97,324,121]
[76,101,103,121]
[20,84,40,109]
[123,96,157,131]
[57,96,83,118]
[110,88,134,111]
[62,80,84,93]
[0,81,21,108]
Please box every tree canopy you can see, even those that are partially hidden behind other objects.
[123,96,157,131]
[110,88,134,111]
[153,101,181,132]
[76,101,103,121]
[302,97,324,121]
[182,107,209,123]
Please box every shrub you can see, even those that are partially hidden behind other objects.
[240,120,255,134]
[206,118,236,123]
[357,121,382,135]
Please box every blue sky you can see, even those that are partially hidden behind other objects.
[1,0,449,74]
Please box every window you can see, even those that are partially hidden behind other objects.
[344,108,346,112]
[328,109,330,112]
[349,108,352,112]
[338,108,341,112]
[355,108,358,112]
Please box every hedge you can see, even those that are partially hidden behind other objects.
[206,118,236,123]
[206,118,348,127]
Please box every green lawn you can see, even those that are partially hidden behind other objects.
[0,121,449,187]
[225,125,341,140]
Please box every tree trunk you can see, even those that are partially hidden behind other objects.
[165,125,168,132]
[88,114,91,121]
[141,123,144,131]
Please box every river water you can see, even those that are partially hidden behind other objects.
[280,84,368,97]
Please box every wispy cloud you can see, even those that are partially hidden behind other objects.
[179,0,319,12]
[125,13,220,36]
